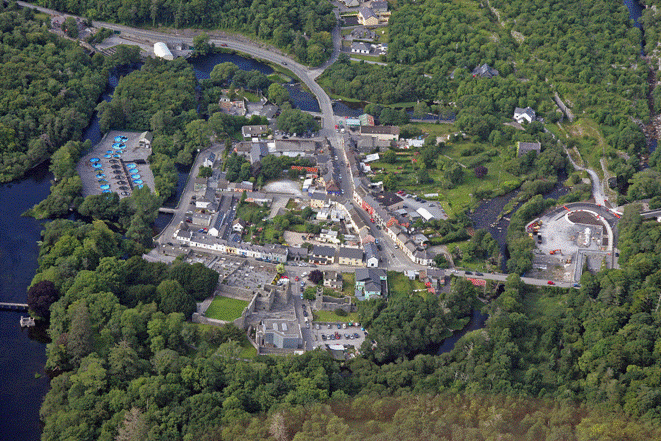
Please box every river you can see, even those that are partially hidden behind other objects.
[0,162,52,441]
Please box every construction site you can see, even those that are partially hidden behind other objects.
[526,204,619,283]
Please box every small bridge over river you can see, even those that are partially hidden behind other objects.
[0,303,29,312]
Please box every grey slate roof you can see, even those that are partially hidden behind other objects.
[339,247,363,260]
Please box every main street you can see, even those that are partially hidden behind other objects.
[20,1,588,290]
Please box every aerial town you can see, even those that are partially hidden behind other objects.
[4,0,661,439]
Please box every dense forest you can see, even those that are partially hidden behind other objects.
[34,207,661,439]
[323,0,647,151]
[34,0,336,64]
[0,6,106,181]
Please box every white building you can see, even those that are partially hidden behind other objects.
[513,107,536,124]
[154,42,174,61]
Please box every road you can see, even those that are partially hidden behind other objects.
[449,269,578,289]
[556,131,606,206]
[22,1,594,288]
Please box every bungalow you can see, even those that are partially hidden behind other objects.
[351,42,371,55]
[472,63,499,79]
[311,245,337,265]
[517,141,542,157]
[202,152,216,168]
[358,7,379,26]
[514,107,536,124]
[232,218,246,233]
[355,268,387,300]
[242,125,269,139]
[288,246,309,261]
[323,271,343,290]
[338,247,364,266]
[364,242,379,267]
[360,125,400,141]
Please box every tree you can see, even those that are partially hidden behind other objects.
[157,279,196,317]
[277,107,320,134]
[193,32,213,56]
[309,270,323,285]
[474,165,488,179]
[116,407,149,441]
[27,280,60,320]
[198,166,213,178]
[62,17,79,38]
[67,301,93,366]
[210,62,239,84]
[382,150,397,164]
[268,83,290,106]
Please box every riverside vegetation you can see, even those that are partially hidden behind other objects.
[6,0,661,439]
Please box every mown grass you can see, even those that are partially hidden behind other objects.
[313,310,359,323]
[205,296,249,321]
[387,271,427,297]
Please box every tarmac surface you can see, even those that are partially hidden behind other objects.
[78,130,154,199]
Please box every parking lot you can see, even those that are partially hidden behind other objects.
[309,322,367,349]
[77,130,154,199]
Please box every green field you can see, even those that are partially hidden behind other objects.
[369,138,520,215]
[387,271,427,298]
[205,296,249,321]
[313,309,359,323]
[342,272,355,296]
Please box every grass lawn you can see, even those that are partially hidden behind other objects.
[350,53,384,62]
[267,73,291,83]
[387,271,427,297]
[236,202,269,224]
[205,296,249,321]
[414,122,458,137]
[313,309,359,323]
[342,272,355,296]
[369,138,520,216]
[561,118,607,176]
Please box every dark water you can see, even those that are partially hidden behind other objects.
[437,309,489,354]
[624,0,643,29]
[154,212,174,235]
[0,162,53,441]
[191,52,275,79]
[333,100,363,117]
[283,83,321,113]
[163,163,192,209]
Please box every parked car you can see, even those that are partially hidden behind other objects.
[321,334,327,340]
[220,43,228,47]
[353,333,360,339]
[337,324,342,329]
[547,280,555,285]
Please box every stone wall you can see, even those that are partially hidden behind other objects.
[314,287,354,313]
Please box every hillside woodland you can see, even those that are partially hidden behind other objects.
[0,7,106,181]
[34,0,336,64]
